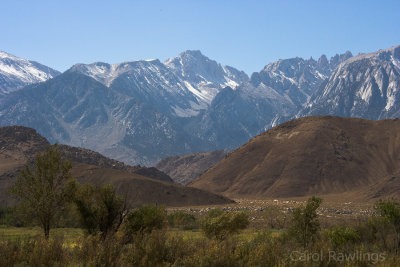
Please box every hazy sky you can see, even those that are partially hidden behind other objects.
[1,0,399,75]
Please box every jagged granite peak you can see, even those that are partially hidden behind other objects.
[317,54,330,73]
[329,50,353,67]
[250,51,353,109]
[0,51,60,95]
[164,50,249,104]
[165,50,248,87]
[301,44,400,119]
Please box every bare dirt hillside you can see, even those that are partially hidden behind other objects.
[155,150,229,184]
[57,144,173,183]
[190,116,400,200]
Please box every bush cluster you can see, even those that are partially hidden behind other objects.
[167,210,197,230]
[201,209,249,240]
[2,198,400,266]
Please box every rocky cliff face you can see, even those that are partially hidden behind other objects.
[300,45,400,119]
[251,52,352,109]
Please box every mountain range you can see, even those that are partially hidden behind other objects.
[0,51,248,165]
[0,44,399,166]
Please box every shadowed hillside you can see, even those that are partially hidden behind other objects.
[0,126,232,206]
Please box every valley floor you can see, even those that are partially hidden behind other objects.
[169,198,375,227]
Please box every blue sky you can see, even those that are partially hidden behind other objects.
[1,0,399,75]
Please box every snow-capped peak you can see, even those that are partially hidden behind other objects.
[0,51,60,95]
[164,50,249,106]
[69,59,164,86]
[0,51,21,60]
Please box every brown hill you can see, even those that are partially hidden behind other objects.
[0,126,49,174]
[0,126,232,206]
[72,163,231,207]
[0,126,173,183]
[189,116,400,200]
[155,150,229,184]
[57,145,173,183]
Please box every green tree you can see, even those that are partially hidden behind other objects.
[201,209,249,240]
[289,196,322,248]
[124,205,166,238]
[74,183,126,239]
[9,145,75,239]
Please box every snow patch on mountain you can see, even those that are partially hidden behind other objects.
[172,106,200,117]
[0,51,60,95]
[164,50,249,106]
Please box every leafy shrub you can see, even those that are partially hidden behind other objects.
[194,238,242,266]
[124,205,166,239]
[124,229,193,266]
[0,206,24,227]
[201,209,249,240]
[327,225,360,250]
[247,231,287,266]
[375,199,400,228]
[167,210,197,230]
